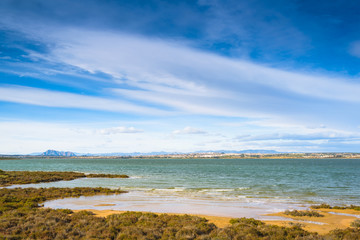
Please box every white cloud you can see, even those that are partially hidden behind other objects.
[27,28,360,134]
[2,25,360,125]
[235,132,360,142]
[1,119,359,154]
[0,85,168,115]
[45,28,360,103]
[98,126,143,134]
[2,23,360,152]
[0,121,212,154]
[172,126,207,135]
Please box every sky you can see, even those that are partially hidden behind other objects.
[1,0,360,154]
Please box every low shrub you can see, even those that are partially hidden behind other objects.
[284,210,324,217]
[210,217,320,239]
[311,204,331,209]
[351,219,360,228]
[0,187,125,213]
[327,227,360,240]
[0,171,359,239]
[311,204,360,211]
[0,170,129,186]
[0,171,85,186]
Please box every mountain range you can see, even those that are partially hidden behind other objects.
[37,149,279,157]
[41,150,76,157]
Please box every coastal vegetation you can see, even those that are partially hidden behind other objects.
[0,170,359,239]
[311,204,360,211]
[351,220,360,228]
[1,197,360,240]
[0,157,20,160]
[0,170,129,187]
[0,188,322,240]
[284,210,324,217]
[0,187,125,214]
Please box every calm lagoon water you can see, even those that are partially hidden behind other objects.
[1,158,359,218]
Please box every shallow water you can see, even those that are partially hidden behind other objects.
[43,190,303,220]
[1,158,360,214]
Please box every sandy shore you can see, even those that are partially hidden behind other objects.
[73,208,359,234]
[265,208,360,234]
[73,209,233,228]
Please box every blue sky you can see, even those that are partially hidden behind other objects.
[1,0,360,154]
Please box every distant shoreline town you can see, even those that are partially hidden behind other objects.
[1,149,360,159]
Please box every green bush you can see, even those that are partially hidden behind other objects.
[351,219,360,228]
[0,170,359,239]
[0,170,129,186]
[58,209,73,214]
[327,228,360,240]
[210,217,320,240]
[311,204,331,209]
[284,210,324,217]
[311,204,360,211]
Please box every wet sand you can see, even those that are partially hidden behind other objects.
[44,191,360,234]
[265,208,360,234]
[73,208,359,234]
[43,191,299,221]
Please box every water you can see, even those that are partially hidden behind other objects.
[1,158,359,217]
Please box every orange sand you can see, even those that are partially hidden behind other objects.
[74,209,232,228]
[265,208,359,234]
[73,208,359,234]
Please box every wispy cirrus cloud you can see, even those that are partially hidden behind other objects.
[46,29,360,103]
[1,2,360,153]
[98,126,143,134]
[0,85,168,115]
[2,25,357,126]
[235,132,360,142]
[172,127,207,135]
[2,25,360,131]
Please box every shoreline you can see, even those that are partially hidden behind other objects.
[266,208,360,234]
[73,209,234,228]
[42,190,307,220]
[2,169,359,238]
[3,154,360,160]
[72,208,360,234]
[42,189,360,234]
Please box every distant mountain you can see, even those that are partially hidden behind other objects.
[31,149,279,157]
[42,150,76,157]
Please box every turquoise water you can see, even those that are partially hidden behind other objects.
[1,158,359,206]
